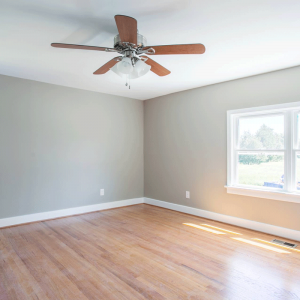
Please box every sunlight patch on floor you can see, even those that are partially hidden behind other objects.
[201,224,242,235]
[183,223,226,234]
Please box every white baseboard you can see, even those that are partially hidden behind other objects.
[0,198,144,228]
[144,197,300,242]
[2,197,299,242]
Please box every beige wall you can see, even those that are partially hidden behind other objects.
[0,75,144,219]
[144,66,300,231]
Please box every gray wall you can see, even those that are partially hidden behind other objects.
[2,66,300,231]
[0,75,143,219]
[144,66,300,231]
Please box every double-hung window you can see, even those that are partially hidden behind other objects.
[227,102,300,203]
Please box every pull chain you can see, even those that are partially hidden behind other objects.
[125,75,131,89]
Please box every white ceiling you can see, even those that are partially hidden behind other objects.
[1,0,300,100]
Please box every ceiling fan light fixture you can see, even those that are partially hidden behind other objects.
[110,64,123,77]
[128,67,139,80]
[117,57,133,74]
[138,63,151,77]
[110,62,138,80]
[111,58,151,80]
[134,59,146,73]
[134,59,151,77]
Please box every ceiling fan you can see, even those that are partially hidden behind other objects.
[51,15,205,87]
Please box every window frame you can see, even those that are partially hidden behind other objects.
[226,102,300,203]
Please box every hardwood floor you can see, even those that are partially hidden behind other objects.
[0,204,299,300]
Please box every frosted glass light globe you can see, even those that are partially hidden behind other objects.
[110,63,123,77]
[134,59,146,74]
[139,64,151,77]
[111,58,151,80]
[129,67,139,79]
[132,59,151,78]
[117,57,133,74]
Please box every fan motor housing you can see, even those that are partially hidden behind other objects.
[114,33,147,48]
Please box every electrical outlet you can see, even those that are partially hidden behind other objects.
[100,189,104,196]
[186,191,190,199]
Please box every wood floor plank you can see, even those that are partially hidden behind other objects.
[62,215,207,299]
[2,227,89,300]
[0,204,299,300]
[0,231,49,300]
[42,221,165,300]
[31,222,149,300]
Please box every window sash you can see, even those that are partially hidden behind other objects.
[228,107,300,194]
[234,150,285,190]
[237,112,285,151]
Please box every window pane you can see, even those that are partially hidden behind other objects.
[238,153,284,188]
[238,115,284,150]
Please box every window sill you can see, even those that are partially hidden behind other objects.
[225,186,300,203]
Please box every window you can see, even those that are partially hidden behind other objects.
[227,102,300,203]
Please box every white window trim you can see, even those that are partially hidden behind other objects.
[226,101,300,203]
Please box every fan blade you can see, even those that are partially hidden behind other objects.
[51,43,116,52]
[144,44,205,55]
[114,15,137,45]
[93,58,118,75]
[141,56,170,76]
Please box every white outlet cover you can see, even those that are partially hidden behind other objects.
[100,189,104,196]
[186,191,190,199]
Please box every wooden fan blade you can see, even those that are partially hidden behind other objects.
[93,58,118,75]
[51,43,115,52]
[144,44,205,55]
[114,15,137,45]
[141,56,170,76]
